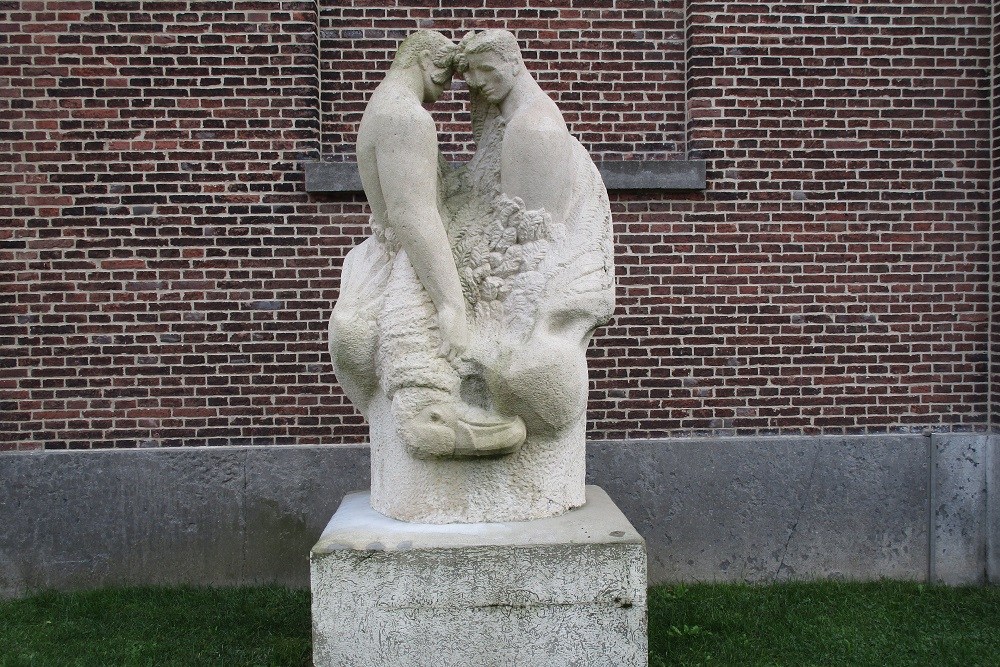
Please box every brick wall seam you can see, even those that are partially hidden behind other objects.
[313,0,324,156]
[991,0,996,432]
[683,0,690,158]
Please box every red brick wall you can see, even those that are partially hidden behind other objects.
[992,0,999,431]
[1,1,993,450]
[674,0,991,436]
[0,1,328,450]
[319,2,686,160]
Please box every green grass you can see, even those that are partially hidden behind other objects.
[648,581,1000,666]
[0,587,310,667]
[1,582,998,666]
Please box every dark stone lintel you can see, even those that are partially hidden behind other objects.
[304,159,707,194]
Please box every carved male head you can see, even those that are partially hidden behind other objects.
[456,29,524,104]
[391,30,457,102]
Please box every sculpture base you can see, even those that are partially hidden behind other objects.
[310,486,647,667]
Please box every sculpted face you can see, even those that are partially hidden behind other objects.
[419,49,454,103]
[462,50,517,104]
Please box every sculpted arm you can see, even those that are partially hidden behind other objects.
[376,111,467,360]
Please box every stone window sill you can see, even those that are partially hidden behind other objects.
[304,160,706,194]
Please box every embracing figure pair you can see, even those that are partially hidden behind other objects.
[329,29,615,524]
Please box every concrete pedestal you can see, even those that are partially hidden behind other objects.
[310,485,647,667]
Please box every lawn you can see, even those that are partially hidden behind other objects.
[1,581,998,666]
[0,587,310,667]
[648,580,1000,666]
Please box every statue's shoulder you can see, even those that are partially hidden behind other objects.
[500,96,573,173]
[503,97,571,154]
[507,96,567,132]
[364,89,434,132]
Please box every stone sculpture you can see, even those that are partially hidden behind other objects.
[328,29,615,523]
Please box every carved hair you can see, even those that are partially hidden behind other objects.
[455,29,523,72]
[390,30,456,72]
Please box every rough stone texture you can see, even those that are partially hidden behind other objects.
[0,446,370,598]
[589,436,930,583]
[5,435,998,597]
[930,433,989,584]
[304,160,707,193]
[330,30,616,523]
[989,434,999,584]
[310,486,647,667]
[596,159,706,191]
[305,161,365,192]
[993,1,1000,443]
[242,446,371,585]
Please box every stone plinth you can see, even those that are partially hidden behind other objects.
[310,486,647,667]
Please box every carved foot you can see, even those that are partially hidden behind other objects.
[403,403,526,460]
[403,404,457,459]
[453,412,525,457]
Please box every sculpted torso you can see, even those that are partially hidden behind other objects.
[328,30,615,523]
[499,97,574,224]
[357,71,468,363]
[355,91,408,239]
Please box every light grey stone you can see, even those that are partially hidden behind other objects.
[310,486,647,667]
[0,446,370,598]
[242,445,371,586]
[930,433,989,584]
[329,29,616,523]
[0,448,244,597]
[988,434,999,584]
[6,435,998,597]
[588,436,930,583]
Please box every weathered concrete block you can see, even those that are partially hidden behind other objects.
[304,161,363,192]
[988,434,999,584]
[0,448,245,596]
[596,159,706,190]
[0,446,371,598]
[931,433,989,584]
[242,445,372,586]
[310,486,646,667]
[6,435,994,596]
[589,436,930,583]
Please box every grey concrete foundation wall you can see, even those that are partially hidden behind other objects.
[0,446,370,598]
[592,436,930,584]
[989,434,999,583]
[2,434,995,598]
[929,433,991,585]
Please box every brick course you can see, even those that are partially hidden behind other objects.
[1,1,329,450]
[675,0,991,436]
[0,0,994,450]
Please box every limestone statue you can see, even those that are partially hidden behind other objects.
[329,29,615,523]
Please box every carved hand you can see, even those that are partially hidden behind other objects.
[437,303,469,362]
